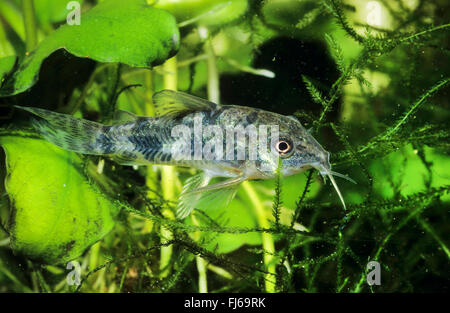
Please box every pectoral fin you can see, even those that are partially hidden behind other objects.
[176,173,245,219]
[188,175,246,194]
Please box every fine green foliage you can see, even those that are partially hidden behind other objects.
[0,0,449,293]
[272,158,283,229]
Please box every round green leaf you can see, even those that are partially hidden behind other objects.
[0,0,179,96]
[0,135,121,264]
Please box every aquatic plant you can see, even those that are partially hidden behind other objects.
[0,0,448,293]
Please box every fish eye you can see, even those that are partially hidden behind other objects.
[275,139,294,158]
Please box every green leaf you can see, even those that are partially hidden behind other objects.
[0,0,179,96]
[0,135,121,264]
[370,144,450,202]
[0,56,17,83]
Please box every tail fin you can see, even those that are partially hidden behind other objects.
[16,106,115,155]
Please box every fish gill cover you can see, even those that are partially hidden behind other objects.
[0,0,449,293]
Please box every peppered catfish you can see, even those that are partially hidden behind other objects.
[16,90,355,218]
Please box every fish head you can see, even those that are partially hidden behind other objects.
[267,115,330,176]
[262,114,353,210]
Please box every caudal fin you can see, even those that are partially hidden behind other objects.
[16,106,115,155]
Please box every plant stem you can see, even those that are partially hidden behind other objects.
[186,37,222,291]
[384,77,450,139]
[89,241,101,272]
[399,23,450,43]
[144,71,155,116]
[68,64,109,114]
[205,36,219,103]
[207,264,233,280]
[242,181,276,292]
[22,0,38,52]
[143,70,155,234]
[0,1,26,41]
[159,56,178,278]
[34,267,51,293]
[196,256,208,292]
[418,218,450,259]
[0,21,14,57]
[118,262,130,292]
[192,213,208,293]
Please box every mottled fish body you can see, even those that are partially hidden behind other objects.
[16,90,354,218]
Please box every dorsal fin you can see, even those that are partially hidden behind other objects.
[112,109,138,124]
[153,90,219,118]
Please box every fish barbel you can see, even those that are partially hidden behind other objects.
[16,90,355,218]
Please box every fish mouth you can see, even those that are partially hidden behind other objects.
[314,164,356,210]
